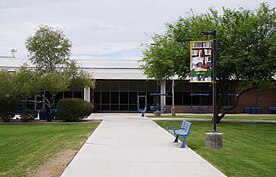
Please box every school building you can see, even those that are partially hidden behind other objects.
[1,58,276,114]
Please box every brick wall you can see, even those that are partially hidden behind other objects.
[236,88,276,113]
[166,88,276,114]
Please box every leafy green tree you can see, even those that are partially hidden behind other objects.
[141,35,187,83]
[0,70,16,98]
[38,71,71,108]
[26,25,72,73]
[0,70,19,121]
[0,68,38,121]
[24,25,94,121]
[141,3,276,122]
[13,65,40,99]
[67,61,95,94]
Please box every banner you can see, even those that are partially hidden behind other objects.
[190,41,212,83]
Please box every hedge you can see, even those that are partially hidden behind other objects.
[57,98,93,122]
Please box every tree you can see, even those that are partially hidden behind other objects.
[67,61,95,96]
[141,35,187,83]
[26,25,72,74]
[25,25,94,121]
[0,68,39,121]
[141,3,276,122]
[13,65,40,99]
[0,70,19,121]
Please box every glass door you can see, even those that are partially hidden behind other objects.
[138,96,147,111]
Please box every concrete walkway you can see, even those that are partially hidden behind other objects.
[61,113,226,177]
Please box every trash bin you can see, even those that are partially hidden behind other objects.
[255,107,261,114]
[39,109,46,120]
[244,107,251,114]
[251,107,256,114]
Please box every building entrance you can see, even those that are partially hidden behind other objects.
[92,80,157,112]
[138,96,146,111]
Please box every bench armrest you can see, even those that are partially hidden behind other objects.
[168,124,179,131]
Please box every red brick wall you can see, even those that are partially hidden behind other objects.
[166,88,276,114]
[166,105,213,113]
[236,88,276,113]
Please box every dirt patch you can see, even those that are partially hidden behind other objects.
[28,149,77,177]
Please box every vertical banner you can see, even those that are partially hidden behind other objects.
[190,41,212,82]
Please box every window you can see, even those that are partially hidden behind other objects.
[102,92,110,104]
[183,93,191,105]
[120,92,128,104]
[120,81,128,91]
[175,92,182,105]
[129,92,137,104]
[111,81,119,91]
[101,81,110,91]
[111,92,119,104]
[94,92,100,104]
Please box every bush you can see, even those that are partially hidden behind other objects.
[57,98,93,122]
[20,109,38,122]
[82,100,94,117]
[0,97,18,122]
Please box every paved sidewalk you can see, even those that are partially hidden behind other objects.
[61,113,226,177]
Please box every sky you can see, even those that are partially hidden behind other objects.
[0,0,275,60]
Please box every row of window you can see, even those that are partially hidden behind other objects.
[93,91,213,111]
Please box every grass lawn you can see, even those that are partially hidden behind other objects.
[0,122,100,176]
[156,120,276,177]
[149,114,276,120]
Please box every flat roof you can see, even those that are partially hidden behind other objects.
[0,57,149,80]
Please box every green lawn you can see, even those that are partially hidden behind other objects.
[156,121,276,177]
[0,122,100,176]
[149,115,276,120]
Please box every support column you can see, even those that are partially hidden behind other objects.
[160,80,166,107]
[84,87,91,102]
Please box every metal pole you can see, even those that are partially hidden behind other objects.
[172,79,175,108]
[212,30,217,132]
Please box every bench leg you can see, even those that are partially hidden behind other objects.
[174,135,179,142]
[180,136,187,148]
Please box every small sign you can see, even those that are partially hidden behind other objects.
[190,41,212,83]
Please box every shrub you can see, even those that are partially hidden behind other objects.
[57,98,93,122]
[0,97,18,122]
[20,109,38,122]
[82,100,93,117]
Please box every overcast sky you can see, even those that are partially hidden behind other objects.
[0,0,275,60]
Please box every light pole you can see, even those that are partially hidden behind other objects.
[201,30,217,132]
[201,30,223,150]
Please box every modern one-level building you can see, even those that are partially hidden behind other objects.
[1,57,276,114]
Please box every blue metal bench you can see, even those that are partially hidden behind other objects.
[168,120,187,134]
[138,107,147,117]
[168,120,192,148]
